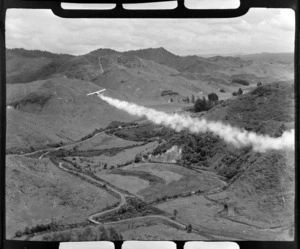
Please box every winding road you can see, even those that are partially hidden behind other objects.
[19,124,142,159]
[56,162,213,239]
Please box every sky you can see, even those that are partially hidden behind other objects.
[5,0,295,56]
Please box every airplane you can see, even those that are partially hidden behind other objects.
[87,89,106,96]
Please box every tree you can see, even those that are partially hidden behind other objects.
[208,92,219,102]
[15,230,22,238]
[173,209,178,219]
[186,224,193,233]
[194,97,209,112]
[103,163,107,170]
[257,82,262,87]
[186,96,190,103]
[134,154,141,163]
[208,93,219,108]
[238,88,243,95]
[191,94,195,103]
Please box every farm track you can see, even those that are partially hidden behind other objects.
[11,123,145,158]
[56,161,213,239]
[203,174,291,231]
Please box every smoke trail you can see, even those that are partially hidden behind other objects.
[99,95,294,152]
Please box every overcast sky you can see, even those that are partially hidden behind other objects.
[6,1,295,56]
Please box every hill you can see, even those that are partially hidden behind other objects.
[5,48,295,240]
[6,48,73,84]
[204,82,294,227]
[7,47,294,97]
[5,48,294,152]
[6,77,134,152]
[148,82,294,228]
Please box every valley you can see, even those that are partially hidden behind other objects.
[5,48,295,241]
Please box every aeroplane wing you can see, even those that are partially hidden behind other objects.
[87,89,106,96]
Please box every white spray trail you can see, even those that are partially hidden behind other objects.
[99,95,294,152]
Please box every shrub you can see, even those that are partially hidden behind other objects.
[232,79,249,86]
[186,224,193,233]
[15,230,22,238]
[161,90,179,96]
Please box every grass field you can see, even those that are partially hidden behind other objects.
[155,195,293,241]
[69,133,142,151]
[6,155,119,238]
[121,223,206,240]
[99,174,149,196]
[75,142,158,169]
[115,163,224,202]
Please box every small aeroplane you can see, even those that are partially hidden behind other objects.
[87,89,106,96]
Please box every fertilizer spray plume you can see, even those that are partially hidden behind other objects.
[99,95,295,152]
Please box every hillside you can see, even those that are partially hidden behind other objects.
[5,48,294,151]
[205,82,295,227]
[6,48,73,84]
[6,77,134,152]
[145,82,295,228]
[6,155,119,238]
[204,81,295,136]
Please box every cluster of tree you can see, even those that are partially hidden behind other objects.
[232,79,249,86]
[15,221,58,237]
[106,121,138,130]
[9,93,52,109]
[232,88,243,96]
[113,124,173,142]
[79,128,104,141]
[194,93,219,112]
[152,131,221,167]
[42,226,123,241]
[101,197,165,223]
[218,153,243,179]
[161,90,179,96]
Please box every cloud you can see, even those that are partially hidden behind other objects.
[6,8,294,55]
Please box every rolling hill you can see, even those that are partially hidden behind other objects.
[5,47,295,240]
[204,82,295,227]
[5,47,294,152]
[6,77,134,152]
[137,81,294,230]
